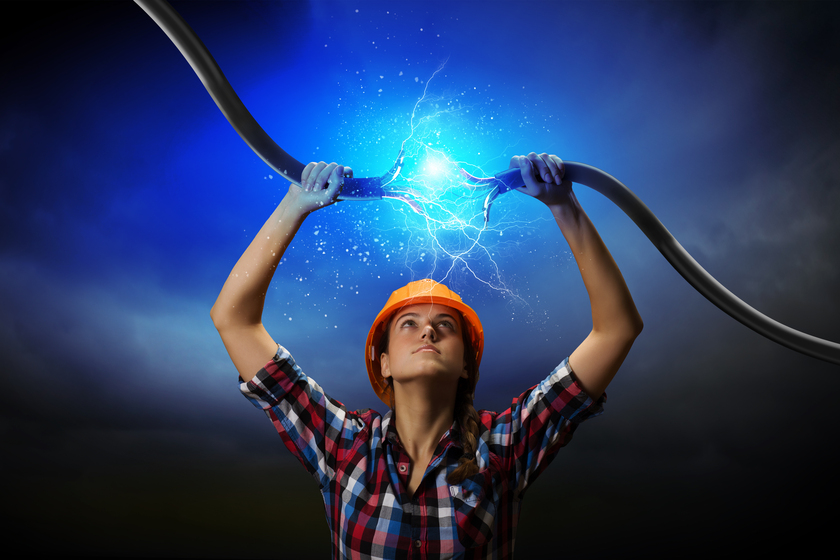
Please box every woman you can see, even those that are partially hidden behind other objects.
[210,153,643,559]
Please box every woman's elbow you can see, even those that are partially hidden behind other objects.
[210,302,229,332]
[630,312,644,339]
[614,311,644,348]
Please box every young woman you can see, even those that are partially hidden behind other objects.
[210,153,643,559]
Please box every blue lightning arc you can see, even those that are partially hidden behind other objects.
[374,62,521,297]
[135,0,840,365]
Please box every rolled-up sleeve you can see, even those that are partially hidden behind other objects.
[240,345,366,489]
[486,357,606,498]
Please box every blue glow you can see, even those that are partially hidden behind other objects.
[350,62,542,298]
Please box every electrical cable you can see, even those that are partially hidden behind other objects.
[135,0,840,365]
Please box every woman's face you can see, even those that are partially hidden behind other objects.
[380,303,468,387]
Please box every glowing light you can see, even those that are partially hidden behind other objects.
[424,157,445,178]
[371,61,535,300]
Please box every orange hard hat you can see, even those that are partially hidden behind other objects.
[365,279,484,407]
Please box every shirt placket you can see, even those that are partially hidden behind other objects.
[385,422,461,558]
[384,430,421,556]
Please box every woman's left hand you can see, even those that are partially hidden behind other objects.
[510,152,572,209]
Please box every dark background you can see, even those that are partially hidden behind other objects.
[2,1,838,557]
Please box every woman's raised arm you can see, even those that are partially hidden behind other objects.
[210,163,351,382]
[512,153,643,399]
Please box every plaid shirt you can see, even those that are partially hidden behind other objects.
[241,345,605,559]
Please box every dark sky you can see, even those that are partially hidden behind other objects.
[3,1,839,558]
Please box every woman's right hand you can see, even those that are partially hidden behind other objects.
[284,162,354,217]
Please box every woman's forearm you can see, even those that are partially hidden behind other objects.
[551,192,643,337]
[211,198,305,330]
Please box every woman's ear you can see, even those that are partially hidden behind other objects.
[461,359,468,379]
[381,353,391,379]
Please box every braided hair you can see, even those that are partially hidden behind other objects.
[446,340,481,485]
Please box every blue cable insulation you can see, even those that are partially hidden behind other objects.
[135,0,840,365]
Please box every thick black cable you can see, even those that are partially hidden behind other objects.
[134,0,306,184]
[561,164,840,365]
[135,0,840,365]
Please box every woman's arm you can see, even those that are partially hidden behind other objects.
[210,162,351,382]
[512,153,643,399]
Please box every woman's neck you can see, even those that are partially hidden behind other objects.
[391,382,457,462]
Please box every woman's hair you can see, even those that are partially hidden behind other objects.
[448,334,481,485]
[378,311,481,485]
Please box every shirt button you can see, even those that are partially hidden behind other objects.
[399,464,407,473]
[414,540,422,548]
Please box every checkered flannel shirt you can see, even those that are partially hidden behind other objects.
[241,345,605,559]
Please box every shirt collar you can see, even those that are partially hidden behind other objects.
[381,410,463,452]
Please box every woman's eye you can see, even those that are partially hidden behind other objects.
[439,321,454,329]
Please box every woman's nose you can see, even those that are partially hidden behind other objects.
[421,324,437,341]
